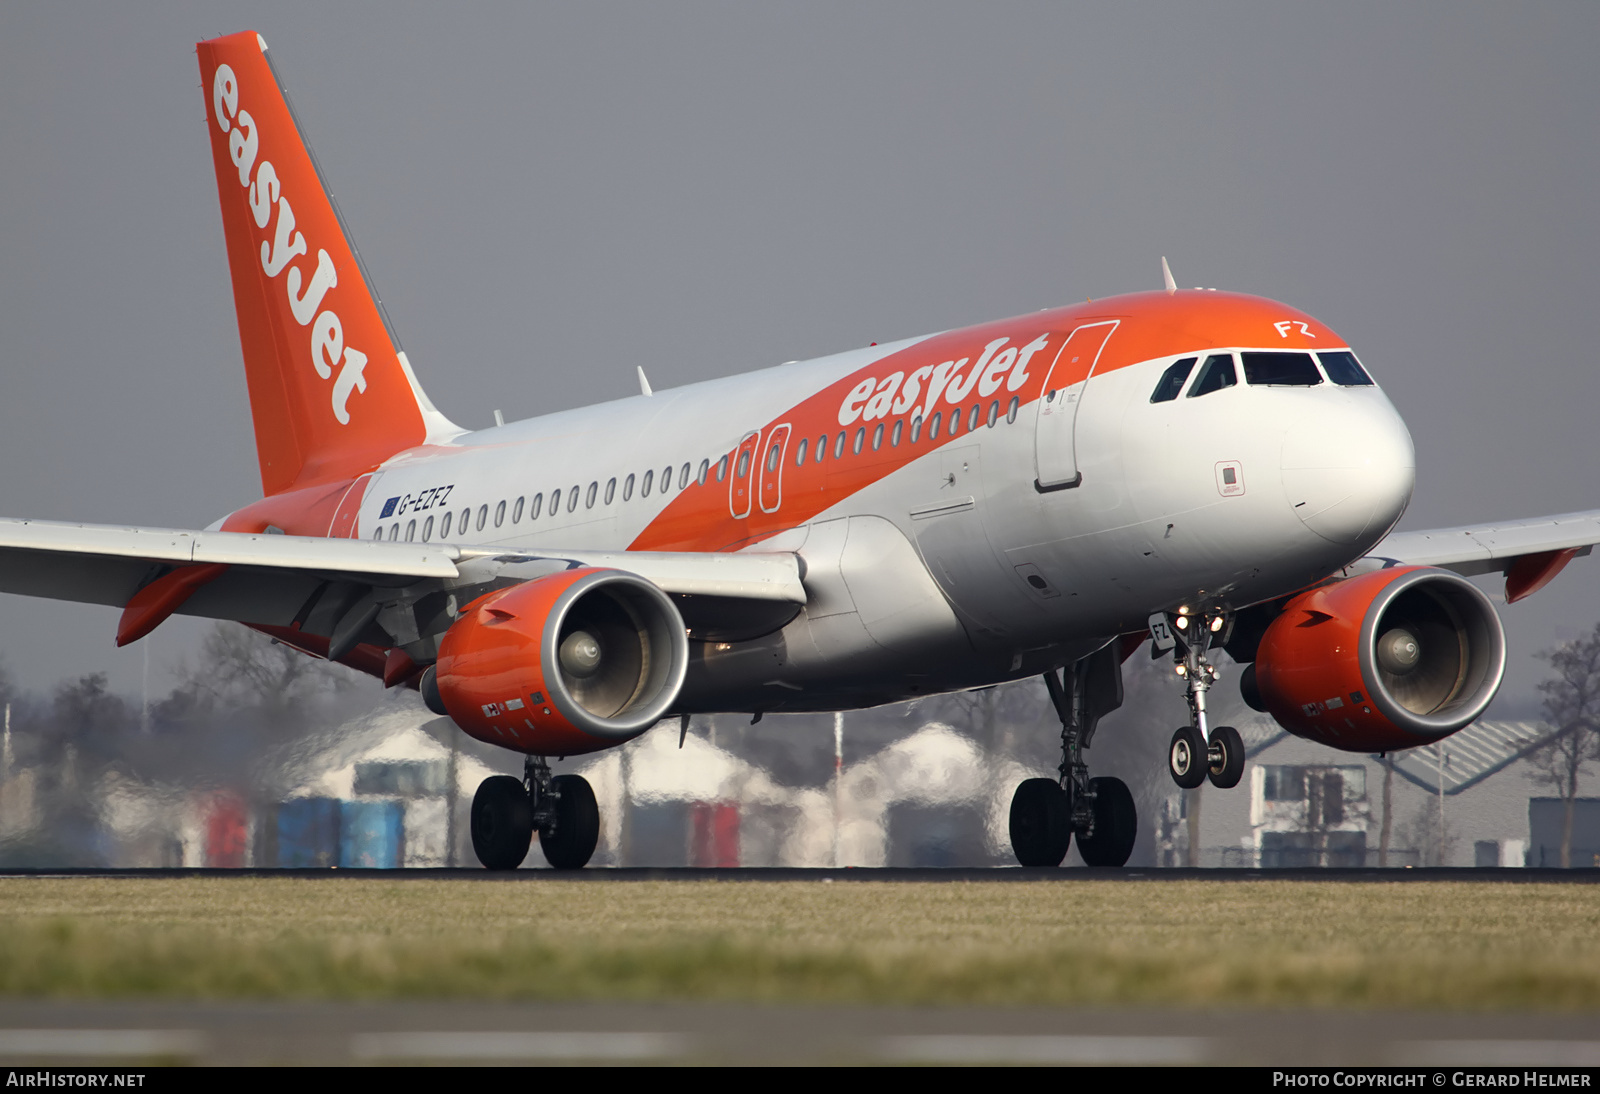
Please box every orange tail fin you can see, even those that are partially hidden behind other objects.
[196,32,459,496]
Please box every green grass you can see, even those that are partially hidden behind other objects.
[0,878,1596,1009]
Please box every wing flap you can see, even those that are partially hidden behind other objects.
[0,519,806,646]
[455,546,806,603]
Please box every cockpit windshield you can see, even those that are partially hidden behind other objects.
[1318,351,1375,386]
[1149,357,1197,403]
[1241,352,1322,386]
[1187,353,1237,397]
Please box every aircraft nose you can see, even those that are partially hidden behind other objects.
[1280,401,1415,546]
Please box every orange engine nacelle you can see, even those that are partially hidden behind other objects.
[1253,566,1505,752]
[430,568,689,756]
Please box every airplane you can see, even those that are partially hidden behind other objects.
[2,29,1596,870]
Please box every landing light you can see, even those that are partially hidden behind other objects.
[1209,616,1225,633]
[1175,664,1188,677]
[1175,615,1188,630]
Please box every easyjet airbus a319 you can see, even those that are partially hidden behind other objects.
[3,31,1594,869]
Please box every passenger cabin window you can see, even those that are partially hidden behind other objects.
[642,469,654,497]
[716,455,729,481]
[736,450,751,479]
[967,404,980,432]
[605,478,617,504]
[814,435,826,462]
[697,460,709,486]
[795,438,809,465]
[623,475,635,501]
[766,443,781,472]
[1318,351,1375,386]
[1150,357,1198,402]
[440,511,453,538]
[512,496,524,523]
[586,482,598,508]
[871,424,883,451]
[494,500,506,527]
[476,505,488,531]
[1188,354,1237,398]
[661,465,673,491]
[423,515,434,541]
[891,420,903,446]
[1007,396,1019,423]
[1242,352,1322,387]
[530,493,542,519]
[834,432,846,459]
[405,519,416,542]
[568,486,580,513]
[679,463,691,490]
[853,428,865,455]
[911,414,924,442]
[459,508,469,534]
[929,411,942,439]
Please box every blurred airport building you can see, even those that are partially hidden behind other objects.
[1154,715,1599,869]
[0,664,1597,868]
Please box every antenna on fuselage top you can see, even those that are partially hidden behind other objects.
[1161,256,1177,295]
[637,366,654,397]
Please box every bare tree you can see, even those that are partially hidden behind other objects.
[1532,624,1600,867]
[167,623,361,728]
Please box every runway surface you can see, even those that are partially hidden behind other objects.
[2,867,1598,882]
[0,1001,1596,1065]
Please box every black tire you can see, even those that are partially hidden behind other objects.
[1077,776,1137,867]
[471,774,533,870]
[1009,777,1072,867]
[1168,725,1207,789]
[539,773,600,870]
[1207,725,1246,789]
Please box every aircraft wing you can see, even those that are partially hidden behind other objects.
[0,518,805,648]
[1370,508,1600,601]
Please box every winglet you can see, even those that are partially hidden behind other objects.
[637,367,654,397]
[1161,256,1177,296]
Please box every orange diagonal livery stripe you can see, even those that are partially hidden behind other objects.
[630,290,1336,552]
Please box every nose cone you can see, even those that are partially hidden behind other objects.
[1281,401,1415,546]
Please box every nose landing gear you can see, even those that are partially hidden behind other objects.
[1007,643,1138,868]
[470,755,600,870]
[1158,611,1246,791]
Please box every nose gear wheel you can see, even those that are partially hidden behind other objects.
[1168,725,1207,789]
[1207,724,1246,789]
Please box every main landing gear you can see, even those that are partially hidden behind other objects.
[1159,610,1246,791]
[1009,643,1138,868]
[471,756,600,870]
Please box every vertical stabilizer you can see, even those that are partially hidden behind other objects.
[196,32,460,496]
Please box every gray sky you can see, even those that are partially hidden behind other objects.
[1,3,1597,716]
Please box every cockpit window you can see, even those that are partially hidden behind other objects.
[1241,352,1322,386]
[1187,354,1237,398]
[1318,351,1375,386]
[1150,357,1197,403]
